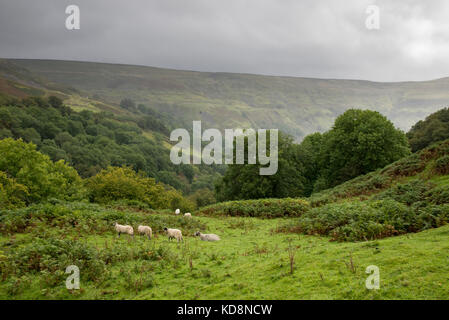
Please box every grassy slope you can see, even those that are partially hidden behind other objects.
[8,58,449,140]
[1,211,449,300]
[1,142,448,300]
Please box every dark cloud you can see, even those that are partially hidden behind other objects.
[0,0,448,81]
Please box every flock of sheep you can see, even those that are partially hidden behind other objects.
[113,208,220,243]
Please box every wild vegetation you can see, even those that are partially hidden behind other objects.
[198,198,310,218]
[407,107,449,152]
[3,58,449,141]
[1,59,449,299]
[216,109,410,201]
[0,96,222,207]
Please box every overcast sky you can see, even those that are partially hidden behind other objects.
[0,0,448,82]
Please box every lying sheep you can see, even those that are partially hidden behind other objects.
[184,212,192,218]
[194,231,220,242]
[137,225,152,240]
[114,222,134,238]
[164,227,183,242]
[175,209,180,215]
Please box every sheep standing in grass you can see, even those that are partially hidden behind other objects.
[194,231,220,241]
[114,222,134,238]
[175,209,180,215]
[184,212,192,218]
[137,225,152,240]
[164,227,183,242]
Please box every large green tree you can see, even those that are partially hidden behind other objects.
[215,131,305,201]
[316,109,410,190]
[0,138,84,205]
[297,132,323,196]
[407,107,449,152]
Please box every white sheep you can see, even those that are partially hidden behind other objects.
[175,209,180,215]
[114,222,134,238]
[137,225,153,240]
[164,227,183,242]
[194,231,220,242]
[184,212,192,218]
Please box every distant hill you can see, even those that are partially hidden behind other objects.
[3,58,449,140]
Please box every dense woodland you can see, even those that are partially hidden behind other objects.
[1,93,449,300]
[0,96,222,208]
[1,94,449,211]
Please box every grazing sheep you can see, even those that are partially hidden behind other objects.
[137,225,153,240]
[114,222,134,238]
[194,231,220,242]
[175,209,180,215]
[164,227,183,242]
[184,212,192,218]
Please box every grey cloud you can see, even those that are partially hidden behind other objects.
[0,0,448,81]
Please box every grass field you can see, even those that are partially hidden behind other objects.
[1,204,449,300]
[1,140,449,300]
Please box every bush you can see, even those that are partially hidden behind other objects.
[188,188,216,209]
[426,185,449,205]
[0,138,85,205]
[381,153,426,177]
[294,200,449,242]
[85,166,193,211]
[372,180,435,205]
[198,198,310,218]
[309,172,391,207]
[0,202,206,236]
[5,238,106,282]
[0,171,28,209]
[433,155,449,175]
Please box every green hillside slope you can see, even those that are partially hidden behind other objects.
[6,58,449,140]
[199,138,449,242]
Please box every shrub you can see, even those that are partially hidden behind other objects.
[294,200,449,242]
[381,153,426,177]
[372,180,435,205]
[0,138,85,204]
[433,155,449,175]
[309,172,391,207]
[198,198,310,218]
[86,166,194,211]
[0,202,206,236]
[5,238,106,282]
[188,188,216,209]
[0,171,28,209]
[426,185,449,205]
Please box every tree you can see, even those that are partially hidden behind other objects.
[48,96,63,109]
[298,132,323,196]
[0,138,84,204]
[188,188,216,208]
[216,131,306,201]
[407,107,449,152]
[0,171,28,209]
[85,166,194,210]
[316,109,410,190]
[120,98,136,111]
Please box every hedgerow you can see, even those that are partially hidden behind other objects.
[292,200,449,242]
[0,201,206,236]
[197,198,310,218]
